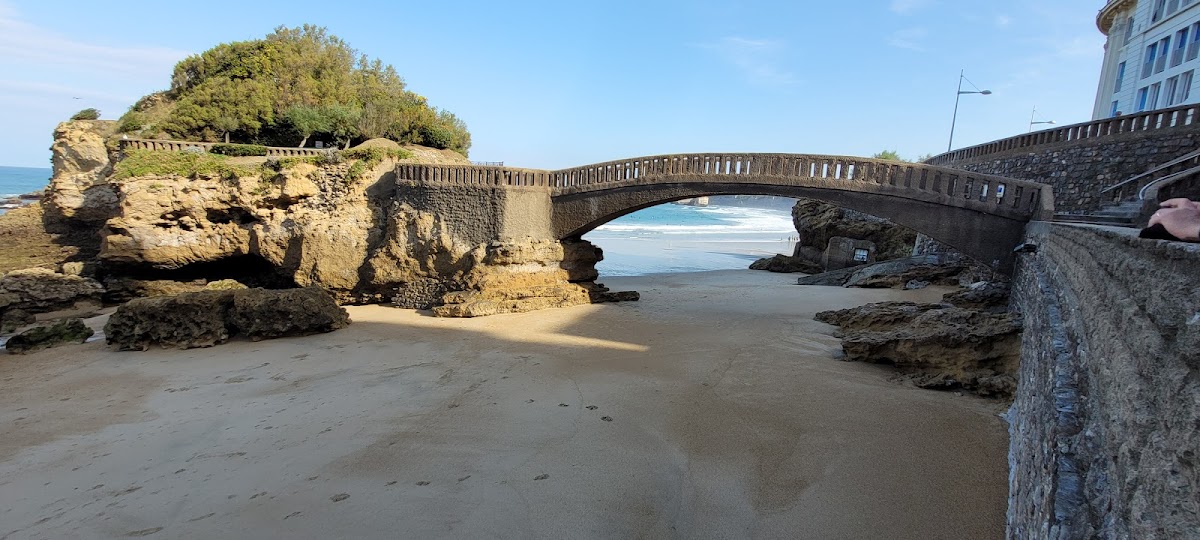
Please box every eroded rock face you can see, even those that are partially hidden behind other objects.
[432,238,619,318]
[0,268,104,313]
[44,120,119,230]
[815,300,1021,398]
[4,318,94,354]
[749,254,823,274]
[791,199,917,263]
[104,287,349,350]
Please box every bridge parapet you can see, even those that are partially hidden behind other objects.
[928,103,1200,166]
[397,153,1054,221]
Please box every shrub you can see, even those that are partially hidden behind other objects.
[316,148,344,165]
[117,112,145,133]
[210,143,269,156]
[418,125,453,149]
[112,149,254,180]
[71,108,101,121]
[342,147,411,167]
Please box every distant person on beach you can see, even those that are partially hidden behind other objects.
[1146,198,1200,241]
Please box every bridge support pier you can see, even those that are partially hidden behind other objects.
[388,183,635,317]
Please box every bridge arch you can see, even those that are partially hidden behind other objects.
[548,154,1052,273]
[396,153,1053,273]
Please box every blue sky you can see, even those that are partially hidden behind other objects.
[0,0,1104,169]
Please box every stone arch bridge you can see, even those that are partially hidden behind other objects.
[396,153,1053,273]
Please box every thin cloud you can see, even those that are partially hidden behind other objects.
[0,1,188,77]
[701,37,798,87]
[888,27,929,51]
[890,0,933,15]
[996,15,1013,27]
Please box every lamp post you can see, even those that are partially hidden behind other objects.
[1028,106,1056,132]
[947,69,992,152]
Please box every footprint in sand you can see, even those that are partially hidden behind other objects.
[330,493,349,502]
[534,474,549,481]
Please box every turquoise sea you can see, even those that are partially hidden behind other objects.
[0,166,51,215]
[583,198,798,276]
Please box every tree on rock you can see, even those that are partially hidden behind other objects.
[119,25,471,155]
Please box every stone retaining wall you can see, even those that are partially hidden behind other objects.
[928,104,1200,213]
[1009,223,1199,538]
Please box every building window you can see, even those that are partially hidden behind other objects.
[1138,87,1150,110]
[1144,43,1159,78]
[1150,82,1163,109]
[1126,17,1136,44]
[1174,28,1190,66]
[1181,70,1195,102]
[1189,23,1200,61]
[1166,76,1180,106]
[1169,0,1181,17]
[1112,100,1121,117]
[1153,0,1167,23]
[1115,62,1127,92]
[853,249,869,262]
[1156,37,1172,73]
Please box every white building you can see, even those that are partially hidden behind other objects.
[1093,0,1200,119]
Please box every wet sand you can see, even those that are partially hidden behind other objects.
[0,270,1008,539]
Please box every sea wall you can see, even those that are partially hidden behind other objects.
[932,129,1200,213]
[1008,223,1199,538]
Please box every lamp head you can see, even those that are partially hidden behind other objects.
[980,90,993,95]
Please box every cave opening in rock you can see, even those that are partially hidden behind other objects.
[104,255,298,289]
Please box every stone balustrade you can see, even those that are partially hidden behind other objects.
[119,138,329,157]
[397,153,1053,221]
[928,103,1200,166]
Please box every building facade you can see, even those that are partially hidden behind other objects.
[1093,0,1200,119]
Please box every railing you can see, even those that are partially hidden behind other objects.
[119,138,328,157]
[472,161,504,166]
[1101,147,1200,201]
[398,153,1054,220]
[927,103,1200,165]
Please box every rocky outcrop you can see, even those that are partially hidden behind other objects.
[815,300,1021,397]
[791,199,917,263]
[0,268,103,313]
[4,318,94,354]
[432,238,636,317]
[748,254,823,274]
[104,287,350,351]
[44,120,119,231]
[795,255,1004,290]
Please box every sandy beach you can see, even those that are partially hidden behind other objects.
[0,270,1008,539]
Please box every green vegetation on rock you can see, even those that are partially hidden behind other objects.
[70,108,100,121]
[116,25,471,156]
[112,149,254,180]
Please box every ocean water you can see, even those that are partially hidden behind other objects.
[582,200,799,276]
[0,166,51,215]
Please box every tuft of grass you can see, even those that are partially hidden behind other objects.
[112,149,255,181]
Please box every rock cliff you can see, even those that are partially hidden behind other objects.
[29,122,631,317]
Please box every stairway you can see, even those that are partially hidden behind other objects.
[1054,149,1200,227]
[1053,200,1143,226]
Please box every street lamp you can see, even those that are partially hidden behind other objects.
[1028,106,1056,132]
[947,70,992,152]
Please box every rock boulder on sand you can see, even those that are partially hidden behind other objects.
[4,318,94,354]
[815,300,1021,398]
[105,287,350,351]
[748,254,823,274]
[0,267,104,312]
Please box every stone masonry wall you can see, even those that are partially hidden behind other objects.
[1009,223,1199,538]
[935,130,1200,213]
